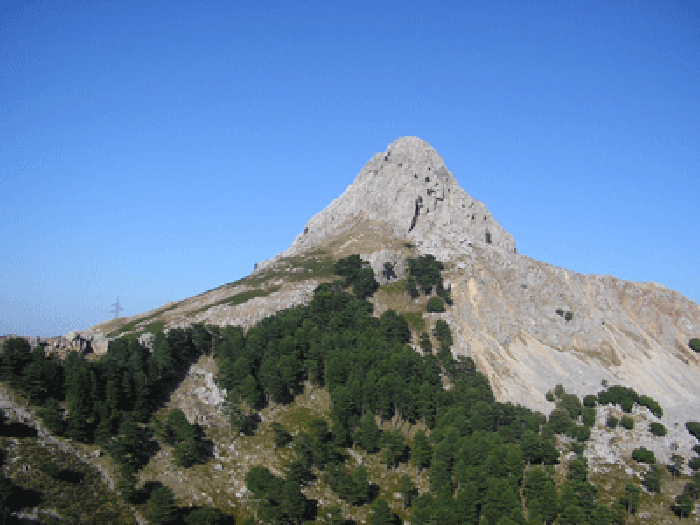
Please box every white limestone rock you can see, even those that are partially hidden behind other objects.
[258,137,516,271]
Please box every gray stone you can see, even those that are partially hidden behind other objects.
[258,137,516,272]
[138,332,155,349]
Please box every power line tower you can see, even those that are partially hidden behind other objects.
[111,297,124,318]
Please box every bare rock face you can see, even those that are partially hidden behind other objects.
[257,136,516,270]
[41,331,110,357]
[445,248,700,419]
[360,250,408,286]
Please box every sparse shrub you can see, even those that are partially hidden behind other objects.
[686,421,700,440]
[433,319,453,347]
[619,484,641,515]
[568,424,591,442]
[689,338,700,353]
[671,454,685,478]
[548,407,572,434]
[565,311,574,321]
[583,394,597,407]
[426,296,445,313]
[620,416,634,430]
[638,395,663,417]
[671,493,693,519]
[146,486,177,525]
[38,459,60,479]
[406,275,419,299]
[598,385,638,408]
[642,465,662,493]
[271,422,292,448]
[185,506,225,525]
[558,393,583,418]
[424,176,430,182]
[649,422,667,437]
[632,447,656,464]
[555,308,564,317]
[606,415,619,429]
[419,332,432,354]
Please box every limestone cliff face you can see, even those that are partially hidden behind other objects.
[257,136,700,419]
[257,137,516,270]
[445,246,700,417]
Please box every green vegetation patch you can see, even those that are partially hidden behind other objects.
[107,302,182,337]
[189,285,283,316]
[402,312,425,332]
[689,337,700,353]
[0,434,137,523]
[215,253,336,291]
[381,277,409,296]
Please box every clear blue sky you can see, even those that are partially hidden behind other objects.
[2,1,699,337]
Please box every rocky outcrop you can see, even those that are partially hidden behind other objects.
[360,250,408,286]
[583,403,698,477]
[53,331,110,356]
[138,332,155,350]
[1,332,111,357]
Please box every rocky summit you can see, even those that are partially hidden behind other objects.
[88,136,700,422]
[259,136,516,267]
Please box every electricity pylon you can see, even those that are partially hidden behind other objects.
[111,297,124,318]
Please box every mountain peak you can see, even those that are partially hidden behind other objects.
[261,137,516,268]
